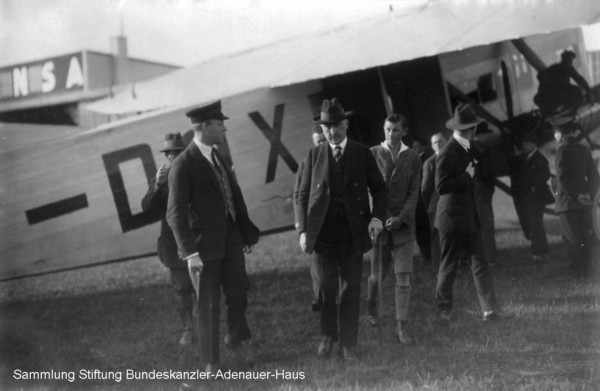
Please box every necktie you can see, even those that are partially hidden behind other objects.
[334,145,342,162]
[211,149,236,221]
[211,149,220,170]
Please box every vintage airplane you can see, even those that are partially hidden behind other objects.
[2,0,600,280]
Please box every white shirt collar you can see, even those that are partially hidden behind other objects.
[453,132,471,152]
[193,137,216,165]
[328,137,348,153]
[381,140,408,155]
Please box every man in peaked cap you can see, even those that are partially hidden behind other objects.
[166,100,259,372]
[296,98,387,361]
[141,133,193,346]
[435,103,512,323]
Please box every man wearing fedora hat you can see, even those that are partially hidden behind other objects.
[167,100,260,371]
[435,103,510,322]
[141,132,193,346]
[296,98,387,361]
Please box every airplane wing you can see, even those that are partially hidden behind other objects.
[86,0,600,115]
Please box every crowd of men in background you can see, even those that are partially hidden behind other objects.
[142,69,598,370]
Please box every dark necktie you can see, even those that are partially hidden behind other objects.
[211,149,220,170]
[211,149,236,221]
[334,145,342,162]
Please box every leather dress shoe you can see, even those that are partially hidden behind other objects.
[317,336,333,357]
[395,329,414,346]
[340,346,358,362]
[482,309,515,322]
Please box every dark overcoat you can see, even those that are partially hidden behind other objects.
[141,175,183,268]
[510,150,554,205]
[555,140,600,213]
[166,142,259,260]
[296,139,387,254]
[434,137,480,233]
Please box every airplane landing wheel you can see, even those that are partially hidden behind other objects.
[594,190,600,241]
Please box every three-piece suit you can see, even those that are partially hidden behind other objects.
[296,138,386,348]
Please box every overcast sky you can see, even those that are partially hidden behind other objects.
[0,0,392,68]
[1,0,599,69]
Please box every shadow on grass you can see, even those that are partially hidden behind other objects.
[1,237,599,391]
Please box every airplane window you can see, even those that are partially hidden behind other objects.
[465,73,497,104]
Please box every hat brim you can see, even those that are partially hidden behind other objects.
[313,111,354,125]
[445,117,483,130]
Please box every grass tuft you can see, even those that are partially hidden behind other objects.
[0,225,599,390]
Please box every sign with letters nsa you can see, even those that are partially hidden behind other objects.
[0,53,85,101]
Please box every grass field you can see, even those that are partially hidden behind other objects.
[1,207,599,390]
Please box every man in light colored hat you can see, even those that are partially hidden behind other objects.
[296,98,387,361]
[141,132,193,346]
[435,103,511,322]
[166,100,259,372]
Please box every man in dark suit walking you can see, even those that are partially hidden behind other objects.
[296,98,387,361]
[435,103,510,322]
[167,101,260,372]
[293,125,327,312]
[509,132,554,262]
[141,132,193,346]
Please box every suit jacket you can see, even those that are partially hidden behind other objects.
[166,142,259,260]
[292,157,307,227]
[296,139,387,254]
[371,144,421,245]
[434,137,480,233]
[421,153,439,216]
[555,139,600,213]
[509,150,554,205]
[141,175,183,268]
